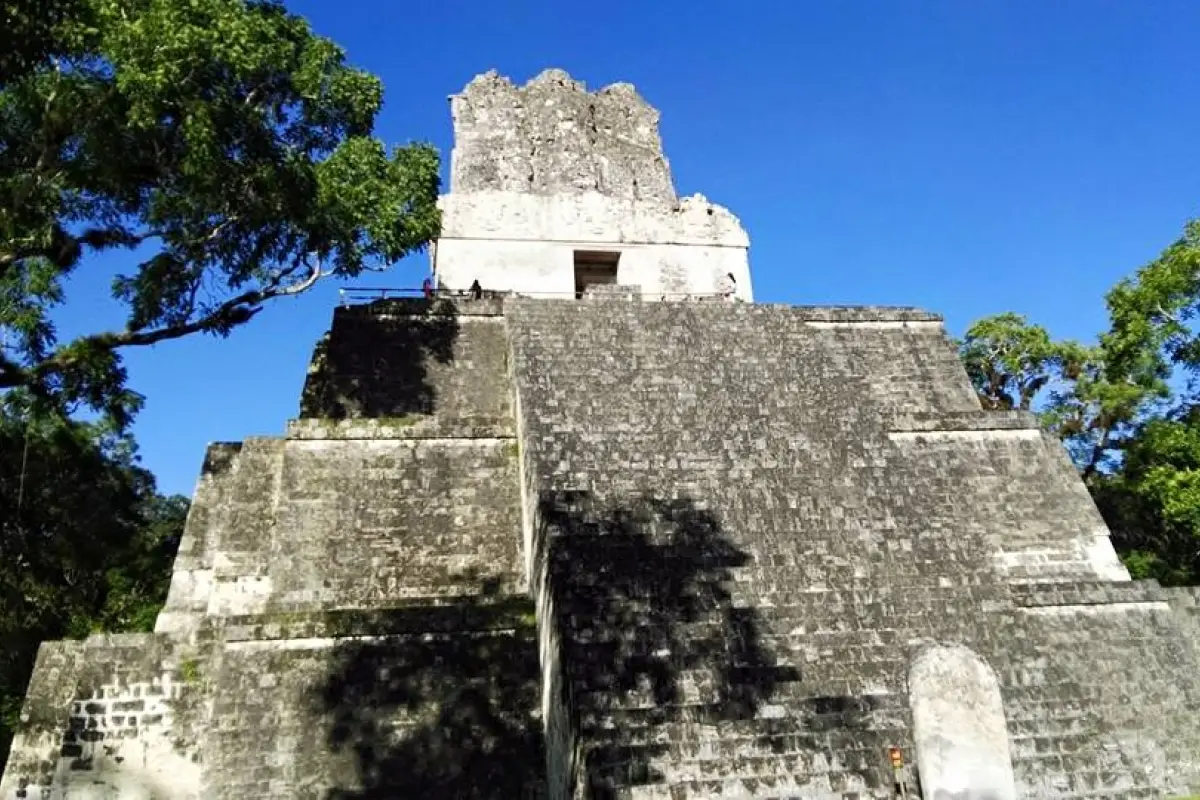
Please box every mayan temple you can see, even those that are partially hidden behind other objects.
[5,67,1200,799]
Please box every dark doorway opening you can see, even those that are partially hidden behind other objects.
[573,251,620,299]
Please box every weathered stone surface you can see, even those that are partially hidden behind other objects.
[7,294,1200,800]
[6,72,1200,800]
[2,298,543,799]
[204,618,542,798]
[0,634,211,799]
[505,298,1200,798]
[300,297,511,429]
[910,645,1016,800]
[435,70,753,302]
[449,68,674,201]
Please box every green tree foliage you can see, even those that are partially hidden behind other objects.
[959,312,1089,412]
[1,0,441,428]
[961,217,1200,585]
[1,0,443,760]
[1106,219,1200,377]
[1090,405,1200,584]
[0,402,187,760]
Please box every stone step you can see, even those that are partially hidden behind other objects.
[570,662,906,715]
[1058,787,1179,799]
[610,760,890,796]
[609,769,887,799]
[1001,682,1123,710]
[577,692,906,738]
[559,637,916,681]
[265,574,528,612]
[586,748,887,794]
[583,719,896,754]
[727,580,1005,607]
[547,575,1003,612]
[1010,580,1166,608]
[574,680,810,715]
[580,730,900,785]
[559,616,908,647]
[729,548,1001,572]
[585,731,837,768]
[221,597,537,641]
[552,606,916,652]
[1007,714,1098,738]
[1009,731,1100,759]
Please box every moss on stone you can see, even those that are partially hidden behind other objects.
[376,414,425,428]
[179,659,201,684]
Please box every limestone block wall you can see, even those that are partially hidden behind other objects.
[1003,583,1200,796]
[0,633,211,799]
[886,423,1129,583]
[158,427,528,627]
[3,299,545,798]
[155,437,283,636]
[439,193,748,247]
[299,298,511,429]
[155,440,255,636]
[198,605,543,798]
[7,294,1199,799]
[506,297,1200,798]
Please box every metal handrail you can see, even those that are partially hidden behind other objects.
[337,286,734,305]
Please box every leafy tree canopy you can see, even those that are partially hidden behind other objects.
[959,311,1089,412]
[1106,219,1200,379]
[1,0,441,428]
[1090,404,1200,585]
[959,217,1200,584]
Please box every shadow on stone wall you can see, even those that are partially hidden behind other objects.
[314,583,545,799]
[299,298,459,419]
[535,491,802,797]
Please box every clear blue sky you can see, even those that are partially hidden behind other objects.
[61,0,1200,496]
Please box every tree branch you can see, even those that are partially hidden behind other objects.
[1155,302,1183,328]
[1,226,161,282]
[1081,426,1113,482]
[5,255,328,397]
[0,351,28,390]
[78,288,267,350]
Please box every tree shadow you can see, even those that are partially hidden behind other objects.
[533,491,803,797]
[314,578,545,799]
[299,297,459,419]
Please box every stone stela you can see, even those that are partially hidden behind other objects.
[3,69,1199,800]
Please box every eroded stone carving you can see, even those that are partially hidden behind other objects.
[449,68,675,202]
[909,645,1017,800]
[436,69,753,300]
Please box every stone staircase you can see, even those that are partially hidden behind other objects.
[7,296,1200,798]
[506,297,1200,798]
[505,299,986,796]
